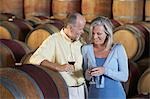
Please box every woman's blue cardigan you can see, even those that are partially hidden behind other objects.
[81,43,129,88]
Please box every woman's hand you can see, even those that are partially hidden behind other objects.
[85,69,92,80]
[90,67,105,76]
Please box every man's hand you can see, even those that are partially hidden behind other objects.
[60,64,75,72]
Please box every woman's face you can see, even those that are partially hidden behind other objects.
[92,25,107,45]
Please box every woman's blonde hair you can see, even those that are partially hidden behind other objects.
[88,16,114,50]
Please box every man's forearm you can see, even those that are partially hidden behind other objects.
[40,60,62,72]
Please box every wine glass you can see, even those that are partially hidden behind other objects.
[89,66,96,84]
[68,56,75,65]
[68,61,75,65]
[67,55,75,74]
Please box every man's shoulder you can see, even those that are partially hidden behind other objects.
[50,32,61,39]
[51,32,60,37]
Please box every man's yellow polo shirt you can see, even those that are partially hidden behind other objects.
[29,29,85,86]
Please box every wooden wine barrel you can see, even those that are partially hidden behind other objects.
[0,0,3,13]
[25,19,64,50]
[0,13,16,21]
[17,64,69,98]
[0,43,15,67]
[123,58,149,97]
[137,68,150,95]
[137,57,150,74]
[130,94,150,99]
[123,62,141,97]
[145,0,150,21]
[82,0,112,22]
[0,67,44,99]
[24,0,51,18]
[110,19,122,29]
[25,23,60,50]
[0,65,69,99]
[0,0,23,18]
[0,39,30,63]
[48,18,64,30]
[0,19,33,41]
[140,22,150,32]
[52,0,81,20]
[113,0,144,23]
[0,84,15,99]
[26,16,51,27]
[113,24,150,61]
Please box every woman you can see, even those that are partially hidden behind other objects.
[82,16,129,99]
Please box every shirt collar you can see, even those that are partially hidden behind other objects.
[60,29,78,43]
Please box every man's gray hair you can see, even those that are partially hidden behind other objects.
[64,12,80,27]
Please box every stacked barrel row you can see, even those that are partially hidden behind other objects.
[0,16,64,49]
[0,17,150,99]
[1,15,149,61]
[0,0,150,23]
[0,0,150,98]
[0,13,70,99]
[0,16,69,98]
[0,64,69,99]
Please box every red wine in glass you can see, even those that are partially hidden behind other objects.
[68,61,75,65]
[89,66,96,84]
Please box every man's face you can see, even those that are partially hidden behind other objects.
[69,17,86,40]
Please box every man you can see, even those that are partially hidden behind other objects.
[29,13,86,99]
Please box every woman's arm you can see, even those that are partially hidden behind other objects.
[81,45,92,80]
[104,44,129,82]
